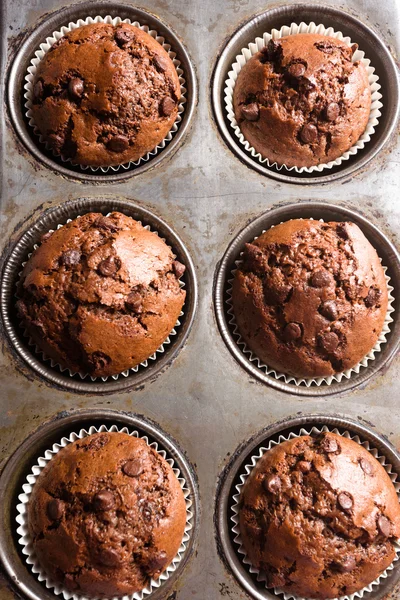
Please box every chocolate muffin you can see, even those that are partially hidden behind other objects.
[30,23,181,167]
[16,212,186,377]
[239,433,400,599]
[233,34,371,168]
[28,432,187,597]
[232,219,388,379]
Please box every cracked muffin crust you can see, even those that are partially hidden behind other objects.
[233,33,371,168]
[30,23,181,167]
[239,433,400,600]
[28,432,187,597]
[231,219,388,379]
[16,212,186,378]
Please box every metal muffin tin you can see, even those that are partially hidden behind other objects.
[0,196,198,394]
[214,201,400,396]
[211,3,400,184]
[215,413,400,600]
[1,0,400,599]
[0,409,199,600]
[7,1,198,183]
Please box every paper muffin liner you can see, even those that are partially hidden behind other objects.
[226,218,395,387]
[231,425,400,600]
[224,21,382,174]
[24,15,187,173]
[15,214,186,382]
[16,424,193,600]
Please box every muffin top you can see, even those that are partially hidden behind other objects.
[31,23,181,167]
[232,219,388,378]
[239,433,400,599]
[28,432,187,597]
[17,212,186,377]
[233,34,371,168]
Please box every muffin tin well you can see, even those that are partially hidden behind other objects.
[211,3,399,184]
[7,1,197,183]
[215,414,400,600]
[0,197,198,394]
[213,202,400,396]
[0,409,199,600]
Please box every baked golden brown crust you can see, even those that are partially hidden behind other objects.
[239,433,400,599]
[233,34,371,168]
[17,212,186,377]
[28,432,187,598]
[31,23,181,167]
[231,219,388,378]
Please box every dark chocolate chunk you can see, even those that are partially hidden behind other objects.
[310,270,332,288]
[85,433,110,451]
[160,96,176,117]
[263,474,282,494]
[33,80,43,101]
[337,556,356,573]
[60,249,81,267]
[172,260,186,278]
[115,28,134,46]
[325,102,340,122]
[288,62,306,78]
[107,135,129,153]
[265,283,292,305]
[338,491,353,511]
[153,54,169,72]
[148,550,168,572]
[95,216,120,231]
[98,547,121,567]
[320,300,338,321]
[300,123,318,144]
[241,102,260,122]
[88,351,111,372]
[319,331,339,353]
[377,515,392,538]
[365,288,381,308]
[93,490,115,512]
[98,256,119,277]
[297,460,312,473]
[360,458,374,476]
[47,499,64,521]
[126,291,143,313]
[68,78,84,100]
[262,39,282,62]
[320,435,339,453]
[336,223,349,239]
[283,322,302,342]
[122,459,144,477]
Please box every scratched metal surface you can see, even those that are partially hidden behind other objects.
[0,0,399,599]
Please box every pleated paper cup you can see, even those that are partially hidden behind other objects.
[226,218,395,387]
[225,21,382,174]
[16,213,185,382]
[231,425,400,600]
[24,15,187,173]
[16,424,193,600]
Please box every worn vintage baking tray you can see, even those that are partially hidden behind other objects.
[0,0,399,599]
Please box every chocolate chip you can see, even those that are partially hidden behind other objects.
[85,433,110,451]
[283,322,302,342]
[365,288,381,308]
[98,256,119,277]
[377,515,392,538]
[126,291,143,313]
[107,135,129,153]
[320,435,339,453]
[300,78,315,92]
[261,39,282,62]
[336,223,349,239]
[337,556,356,573]
[160,96,176,117]
[122,459,143,477]
[172,260,186,278]
[153,54,169,72]
[95,215,120,231]
[148,550,168,572]
[265,283,292,305]
[241,102,260,121]
[300,123,318,144]
[68,78,84,100]
[338,492,353,511]
[360,458,374,476]
[60,249,81,266]
[47,133,64,152]
[244,243,267,272]
[325,102,340,122]
[320,300,338,321]
[98,547,121,567]
[33,80,43,101]
[88,351,111,372]
[47,499,64,521]
[310,270,332,288]
[93,490,115,512]
[288,62,306,78]
[298,461,312,473]
[351,43,359,55]
[115,27,133,45]
[319,331,339,353]
[263,474,281,494]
